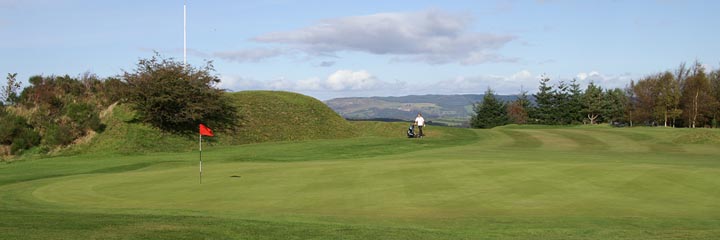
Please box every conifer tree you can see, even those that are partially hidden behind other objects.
[508,89,532,124]
[568,78,584,123]
[471,88,508,129]
[582,82,605,124]
[532,75,554,124]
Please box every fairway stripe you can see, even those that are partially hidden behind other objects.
[497,129,543,149]
[3,126,720,239]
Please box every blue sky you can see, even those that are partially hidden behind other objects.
[1,0,718,100]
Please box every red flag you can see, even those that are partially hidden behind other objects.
[199,124,214,137]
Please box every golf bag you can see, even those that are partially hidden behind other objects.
[407,124,415,138]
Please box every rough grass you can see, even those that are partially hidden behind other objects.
[75,104,195,154]
[57,91,357,155]
[673,130,720,144]
[2,125,720,239]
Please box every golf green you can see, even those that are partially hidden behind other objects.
[2,125,720,239]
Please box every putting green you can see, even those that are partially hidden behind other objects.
[3,125,720,239]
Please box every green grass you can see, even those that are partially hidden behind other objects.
[2,125,720,239]
[76,103,196,155]
[224,91,356,144]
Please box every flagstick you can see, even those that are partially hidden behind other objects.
[183,0,187,66]
[199,133,202,184]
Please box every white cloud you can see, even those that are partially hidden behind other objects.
[212,48,286,63]
[326,70,379,91]
[576,71,602,81]
[573,71,634,90]
[267,77,294,90]
[220,70,402,94]
[220,69,638,100]
[249,9,516,65]
[460,52,519,65]
[295,77,323,91]
[430,70,635,95]
[427,70,539,94]
[576,72,588,81]
[217,75,265,90]
[510,70,532,80]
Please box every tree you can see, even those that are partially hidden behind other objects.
[2,73,22,105]
[582,82,605,124]
[604,88,628,123]
[680,62,715,128]
[507,90,531,124]
[674,63,691,126]
[632,76,660,125]
[99,77,128,106]
[551,80,572,124]
[532,75,554,124]
[123,54,238,133]
[675,62,691,90]
[624,81,637,126]
[471,88,508,129]
[568,78,584,123]
[710,68,720,127]
[655,72,682,127]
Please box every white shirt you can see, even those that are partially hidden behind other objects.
[415,116,425,126]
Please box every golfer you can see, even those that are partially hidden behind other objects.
[414,113,425,138]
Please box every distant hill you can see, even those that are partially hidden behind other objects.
[325,94,524,126]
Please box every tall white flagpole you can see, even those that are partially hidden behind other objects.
[183,0,187,66]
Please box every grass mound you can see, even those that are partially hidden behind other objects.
[78,104,196,154]
[77,91,357,154]
[220,91,356,144]
[673,129,720,144]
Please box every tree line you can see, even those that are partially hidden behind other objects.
[1,54,237,157]
[471,62,720,128]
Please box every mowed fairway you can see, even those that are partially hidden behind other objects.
[2,125,720,239]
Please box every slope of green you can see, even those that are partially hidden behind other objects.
[2,126,720,239]
[67,91,357,154]
[76,104,196,154]
[673,130,720,144]
[220,91,356,144]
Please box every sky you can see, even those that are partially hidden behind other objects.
[1,0,718,100]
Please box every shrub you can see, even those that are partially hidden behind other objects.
[11,128,41,154]
[0,112,25,144]
[100,77,128,105]
[64,102,101,131]
[0,111,41,154]
[43,123,74,146]
[122,53,238,134]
